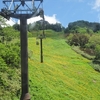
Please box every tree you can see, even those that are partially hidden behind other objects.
[93,23,100,32]
[66,33,89,47]
[13,23,20,31]
[86,34,100,49]
[64,20,100,34]
[79,34,89,47]
[0,42,20,68]
[28,20,63,32]
[95,44,100,60]
[2,27,20,39]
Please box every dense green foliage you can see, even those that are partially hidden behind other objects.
[0,42,21,99]
[13,23,20,31]
[67,33,90,47]
[0,43,20,67]
[0,18,21,99]
[64,20,100,33]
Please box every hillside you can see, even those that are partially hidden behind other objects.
[0,29,100,100]
[28,30,100,100]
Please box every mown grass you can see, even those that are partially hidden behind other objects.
[28,31,100,100]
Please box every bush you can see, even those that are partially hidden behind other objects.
[86,34,100,49]
[90,63,100,72]
[0,57,7,72]
[0,43,20,68]
[94,44,100,60]
[66,33,89,47]
[79,34,89,47]
[2,27,20,38]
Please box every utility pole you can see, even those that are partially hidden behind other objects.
[0,0,44,100]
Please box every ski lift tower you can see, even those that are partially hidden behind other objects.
[0,0,44,100]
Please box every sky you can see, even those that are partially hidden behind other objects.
[0,0,100,27]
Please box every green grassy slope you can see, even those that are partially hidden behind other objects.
[28,30,100,100]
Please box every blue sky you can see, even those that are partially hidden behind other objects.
[0,0,100,27]
[43,0,100,27]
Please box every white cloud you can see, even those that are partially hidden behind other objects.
[91,0,100,22]
[44,14,60,24]
[27,14,60,24]
[17,14,60,24]
[27,16,42,24]
[93,0,100,11]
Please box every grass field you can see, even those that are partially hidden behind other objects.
[28,30,100,100]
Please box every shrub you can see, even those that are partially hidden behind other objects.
[0,43,20,68]
[79,34,89,47]
[66,33,89,47]
[0,57,7,72]
[86,34,100,49]
[93,44,100,65]
[90,63,100,72]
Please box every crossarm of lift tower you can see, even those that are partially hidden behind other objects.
[0,0,44,19]
[3,0,43,3]
[3,0,43,7]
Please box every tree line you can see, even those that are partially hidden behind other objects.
[64,20,100,34]
[13,20,64,32]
